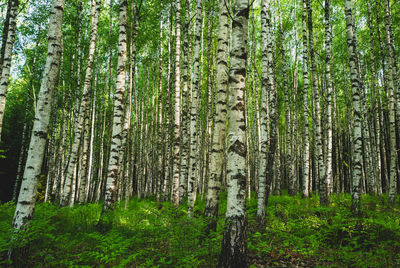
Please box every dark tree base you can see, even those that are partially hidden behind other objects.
[218,215,248,268]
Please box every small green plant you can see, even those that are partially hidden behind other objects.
[0,149,6,159]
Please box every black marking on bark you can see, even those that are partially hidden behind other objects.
[230,139,246,157]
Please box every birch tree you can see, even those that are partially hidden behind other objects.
[321,0,332,206]
[172,0,182,206]
[218,0,248,266]
[301,0,310,198]
[0,0,19,140]
[344,0,363,214]
[9,0,64,258]
[179,0,191,203]
[257,0,277,225]
[101,0,128,213]
[306,0,323,194]
[204,0,228,231]
[383,0,398,205]
[188,0,202,216]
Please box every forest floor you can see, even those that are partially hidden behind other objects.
[1,192,400,267]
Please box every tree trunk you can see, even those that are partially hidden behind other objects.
[204,0,228,230]
[0,0,19,140]
[156,6,164,202]
[179,0,191,203]
[9,0,64,261]
[301,0,310,198]
[321,0,333,206]
[101,0,128,213]
[383,0,398,204]
[172,0,182,206]
[218,0,248,266]
[257,0,277,225]
[306,0,323,197]
[344,0,363,214]
[0,0,12,76]
[86,76,97,202]
[122,0,139,208]
[188,0,202,216]
[367,0,380,195]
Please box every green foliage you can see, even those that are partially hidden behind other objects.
[0,149,6,159]
[1,194,400,267]
[0,199,221,267]
[248,194,400,267]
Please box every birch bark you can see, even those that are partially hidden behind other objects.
[172,0,182,206]
[204,0,228,230]
[301,0,310,198]
[344,0,363,214]
[101,0,128,212]
[383,0,398,205]
[188,0,202,215]
[0,0,19,140]
[321,0,332,206]
[218,0,248,266]
[10,0,64,238]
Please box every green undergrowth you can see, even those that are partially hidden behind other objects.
[248,193,400,267]
[0,193,400,267]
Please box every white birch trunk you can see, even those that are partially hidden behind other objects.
[102,0,128,212]
[10,0,64,234]
[218,0,248,266]
[204,0,228,229]
[301,0,310,198]
[156,8,164,202]
[383,0,398,205]
[0,0,18,140]
[86,81,97,203]
[187,0,202,215]
[172,0,181,206]
[321,0,332,206]
[306,0,324,196]
[344,0,363,213]
[257,0,271,223]
[179,0,191,203]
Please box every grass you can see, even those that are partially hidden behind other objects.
[1,192,400,267]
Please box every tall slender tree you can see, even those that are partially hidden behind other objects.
[101,0,128,213]
[0,0,19,140]
[188,0,202,216]
[179,0,191,203]
[301,0,310,198]
[218,0,249,266]
[172,0,182,206]
[383,0,398,205]
[257,0,278,225]
[306,0,323,194]
[9,0,64,260]
[257,0,270,224]
[344,0,363,214]
[204,0,228,231]
[321,0,332,206]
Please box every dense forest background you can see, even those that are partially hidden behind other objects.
[1,0,400,266]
